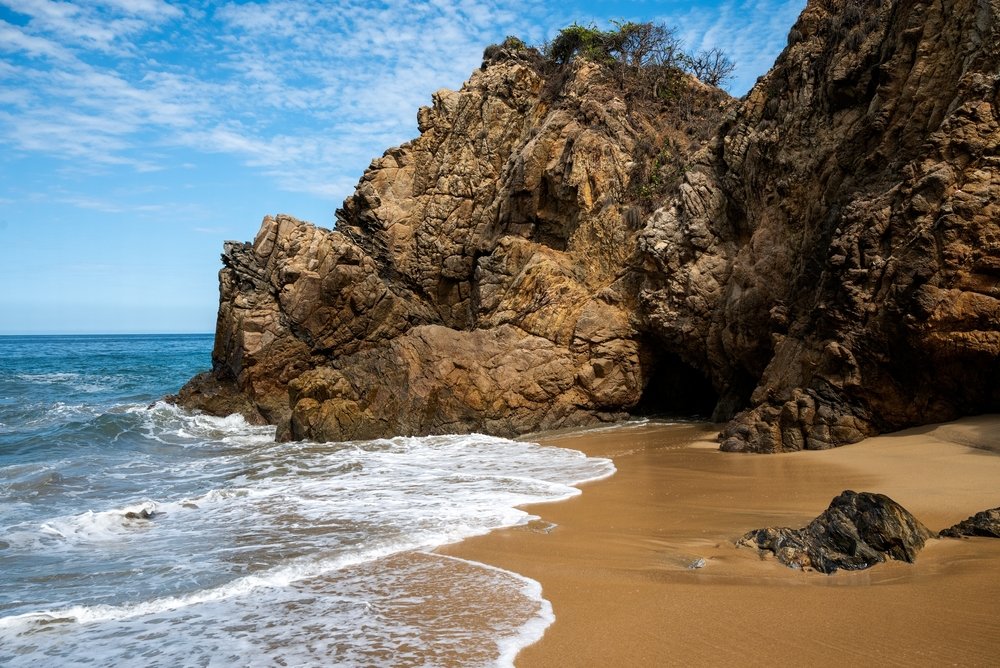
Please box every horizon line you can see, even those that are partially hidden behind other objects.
[0,332,215,337]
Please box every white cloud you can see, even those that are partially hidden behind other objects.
[671,0,807,95]
[1,0,181,53]
[0,20,74,60]
[1,0,805,209]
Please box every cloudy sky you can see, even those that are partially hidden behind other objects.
[0,0,805,334]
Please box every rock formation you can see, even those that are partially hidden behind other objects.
[175,47,729,441]
[641,0,1000,451]
[738,490,935,573]
[939,507,1000,538]
[176,0,1000,450]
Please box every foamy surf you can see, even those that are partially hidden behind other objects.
[1,335,615,665]
[1,424,611,666]
[1,550,559,668]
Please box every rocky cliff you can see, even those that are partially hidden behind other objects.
[176,47,729,441]
[176,0,1000,451]
[641,0,1000,451]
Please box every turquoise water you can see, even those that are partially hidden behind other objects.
[0,334,613,666]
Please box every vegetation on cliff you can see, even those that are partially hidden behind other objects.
[485,21,735,95]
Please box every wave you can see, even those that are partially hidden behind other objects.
[0,399,616,666]
[0,550,556,668]
[436,553,555,668]
[14,372,116,394]
[2,485,258,551]
[130,401,276,446]
[0,541,427,631]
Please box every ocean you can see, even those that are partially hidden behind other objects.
[0,334,614,666]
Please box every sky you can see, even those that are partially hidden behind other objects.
[0,0,806,334]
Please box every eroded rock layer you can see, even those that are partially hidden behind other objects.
[177,0,1000,449]
[939,507,1000,538]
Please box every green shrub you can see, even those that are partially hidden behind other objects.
[546,23,613,64]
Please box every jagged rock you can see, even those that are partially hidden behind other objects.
[176,0,1000,448]
[738,490,934,573]
[167,372,266,425]
[939,508,1000,538]
[640,0,1000,451]
[176,51,727,441]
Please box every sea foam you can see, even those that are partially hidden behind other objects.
[1,401,614,666]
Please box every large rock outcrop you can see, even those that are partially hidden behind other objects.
[175,49,728,441]
[177,0,1000,449]
[640,0,1000,451]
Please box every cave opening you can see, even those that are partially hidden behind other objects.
[634,351,720,420]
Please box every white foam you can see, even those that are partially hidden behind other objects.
[435,552,555,668]
[17,500,160,547]
[133,401,276,446]
[15,372,81,383]
[15,372,115,394]
[1,415,617,666]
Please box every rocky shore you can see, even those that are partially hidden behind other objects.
[175,0,1000,452]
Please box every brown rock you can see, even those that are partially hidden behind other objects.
[640,0,1000,451]
[738,490,935,573]
[176,51,727,441]
[285,324,626,442]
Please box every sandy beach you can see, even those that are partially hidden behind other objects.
[442,416,1000,666]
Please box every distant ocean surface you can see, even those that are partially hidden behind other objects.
[0,334,614,666]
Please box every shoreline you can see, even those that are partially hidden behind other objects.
[441,416,1000,666]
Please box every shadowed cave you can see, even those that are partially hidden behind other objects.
[634,351,720,420]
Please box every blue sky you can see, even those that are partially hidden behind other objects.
[0,0,805,334]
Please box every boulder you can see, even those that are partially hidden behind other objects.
[939,507,1000,539]
[738,490,934,573]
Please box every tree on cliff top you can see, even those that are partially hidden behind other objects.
[486,21,735,91]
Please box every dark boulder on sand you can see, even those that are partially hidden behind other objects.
[939,507,1000,539]
[738,490,934,573]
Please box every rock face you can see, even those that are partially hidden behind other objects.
[940,507,1000,538]
[738,490,935,573]
[175,50,728,441]
[640,0,1000,451]
[177,0,1000,449]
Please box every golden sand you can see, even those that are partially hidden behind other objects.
[441,416,1000,666]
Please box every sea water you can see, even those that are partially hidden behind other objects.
[0,334,614,666]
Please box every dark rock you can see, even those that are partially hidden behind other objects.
[939,507,1000,539]
[641,0,1000,451]
[124,508,157,520]
[738,490,934,573]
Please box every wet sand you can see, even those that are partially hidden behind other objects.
[441,416,1000,666]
